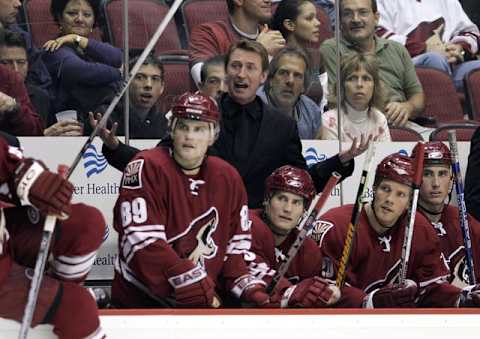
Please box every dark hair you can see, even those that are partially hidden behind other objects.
[264,47,312,93]
[271,0,315,39]
[0,31,27,50]
[226,0,235,15]
[200,55,225,83]
[0,24,4,45]
[128,50,164,81]
[225,40,269,72]
[50,0,101,26]
[339,0,377,13]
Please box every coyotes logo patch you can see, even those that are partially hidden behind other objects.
[170,207,219,268]
[310,220,334,246]
[122,159,144,189]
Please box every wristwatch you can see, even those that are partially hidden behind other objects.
[74,35,82,47]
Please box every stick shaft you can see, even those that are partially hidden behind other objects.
[448,130,476,285]
[267,172,341,294]
[335,142,376,287]
[398,142,425,285]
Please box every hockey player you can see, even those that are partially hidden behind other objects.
[0,135,106,338]
[111,92,271,308]
[246,165,340,307]
[413,141,480,288]
[313,152,473,308]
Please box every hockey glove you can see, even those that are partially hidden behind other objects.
[272,277,340,308]
[458,284,480,307]
[14,159,73,218]
[166,260,216,307]
[363,279,417,308]
[242,284,271,307]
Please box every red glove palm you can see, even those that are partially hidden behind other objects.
[272,277,338,308]
[14,159,73,218]
[364,280,418,308]
[166,260,216,307]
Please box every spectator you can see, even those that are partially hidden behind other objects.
[317,53,390,142]
[0,0,52,90]
[0,22,43,135]
[320,0,425,128]
[94,40,367,208]
[376,0,480,91]
[271,0,328,111]
[98,53,168,140]
[465,126,480,221]
[189,0,285,85]
[0,31,51,124]
[198,55,227,100]
[43,0,122,127]
[257,47,322,139]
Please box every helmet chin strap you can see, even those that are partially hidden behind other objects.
[170,148,205,172]
[418,202,444,216]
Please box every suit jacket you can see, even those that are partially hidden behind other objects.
[466,126,480,221]
[103,94,353,208]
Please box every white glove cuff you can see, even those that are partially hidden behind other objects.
[281,285,297,308]
[16,161,44,206]
[362,289,379,309]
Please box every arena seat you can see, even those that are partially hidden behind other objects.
[103,0,184,55]
[465,68,480,121]
[415,66,465,126]
[156,54,195,113]
[429,123,479,141]
[181,0,228,42]
[389,126,424,141]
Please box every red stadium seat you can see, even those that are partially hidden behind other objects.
[415,66,465,126]
[429,123,480,141]
[181,0,228,42]
[23,0,103,46]
[103,0,184,55]
[156,55,195,113]
[465,68,480,121]
[389,126,424,141]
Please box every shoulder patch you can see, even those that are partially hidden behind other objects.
[122,159,144,189]
[310,220,334,246]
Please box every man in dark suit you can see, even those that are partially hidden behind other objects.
[466,126,480,221]
[95,40,366,208]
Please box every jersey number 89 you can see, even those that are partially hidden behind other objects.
[121,197,148,226]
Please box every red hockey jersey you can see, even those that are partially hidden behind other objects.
[314,204,461,307]
[421,205,480,288]
[113,147,256,303]
[0,138,24,286]
[247,209,323,288]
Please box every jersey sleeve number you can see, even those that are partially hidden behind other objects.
[121,197,148,226]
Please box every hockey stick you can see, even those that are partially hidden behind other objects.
[448,130,476,285]
[335,142,376,288]
[18,1,185,337]
[266,172,341,295]
[397,142,425,286]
